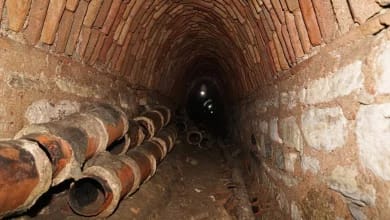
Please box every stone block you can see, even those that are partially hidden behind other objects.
[270,117,283,143]
[259,120,269,134]
[291,201,303,220]
[331,0,354,34]
[285,152,298,173]
[301,155,320,174]
[377,0,390,6]
[301,107,347,151]
[356,104,390,180]
[348,0,381,24]
[327,165,376,206]
[303,61,363,104]
[375,41,390,94]
[275,147,285,170]
[280,116,303,153]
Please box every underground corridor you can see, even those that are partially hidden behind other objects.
[1,0,390,219]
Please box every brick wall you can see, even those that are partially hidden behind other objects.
[234,28,390,219]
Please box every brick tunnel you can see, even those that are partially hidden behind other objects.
[0,0,390,219]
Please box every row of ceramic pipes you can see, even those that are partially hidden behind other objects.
[0,102,177,218]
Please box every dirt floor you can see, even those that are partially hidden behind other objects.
[15,136,248,220]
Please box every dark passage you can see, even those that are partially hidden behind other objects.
[186,74,228,138]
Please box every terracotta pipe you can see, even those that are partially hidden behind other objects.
[153,105,172,126]
[134,110,164,139]
[186,128,203,146]
[126,147,157,183]
[15,124,89,185]
[15,103,128,185]
[153,125,178,153]
[68,125,177,217]
[80,103,129,146]
[127,119,146,150]
[106,134,130,155]
[68,152,141,217]
[141,140,165,163]
[0,140,52,218]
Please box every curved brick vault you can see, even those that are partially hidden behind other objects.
[2,0,390,219]
[3,0,385,100]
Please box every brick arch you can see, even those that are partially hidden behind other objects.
[1,0,384,99]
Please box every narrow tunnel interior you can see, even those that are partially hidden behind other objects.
[0,0,390,219]
[184,61,228,138]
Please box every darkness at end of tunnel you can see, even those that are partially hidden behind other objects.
[185,76,228,138]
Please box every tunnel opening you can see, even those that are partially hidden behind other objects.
[185,75,227,138]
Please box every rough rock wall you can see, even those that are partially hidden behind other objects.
[235,28,390,219]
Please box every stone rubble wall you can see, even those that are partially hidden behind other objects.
[234,28,390,219]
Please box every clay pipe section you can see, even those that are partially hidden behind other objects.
[134,110,165,140]
[80,103,129,146]
[152,105,172,126]
[152,125,178,153]
[0,140,52,218]
[125,125,178,183]
[69,125,178,217]
[126,119,146,151]
[15,103,129,185]
[106,134,131,155]
[68,152,141,217]
[186,128,203,146]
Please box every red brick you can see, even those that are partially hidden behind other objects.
[89,32,105,65]
[83,0,102,27]
[298,0,322,45]
[93,0,112,28]
[41,0,66,44]
[285,0,300,12]
[6,0,31,32]
[263,0,273,10]
[101,0,121,34]
[83,28,99,61]
[282,24,296,63]
[268,40,282,72]
[98,36,113,62]
[271,0,285,24]
[293,10,311,53]
[272,32,289,70]
[65,0,88,55]
[75,26,91,59]
[0,0,4,24]
[312,0,338,43]
[55,10,74,53]
[23,0,50,45]
[285,12,304,58]
[331,0,354,34]
[66,0,78,11]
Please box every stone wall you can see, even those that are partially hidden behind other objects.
[235,28,390,219]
